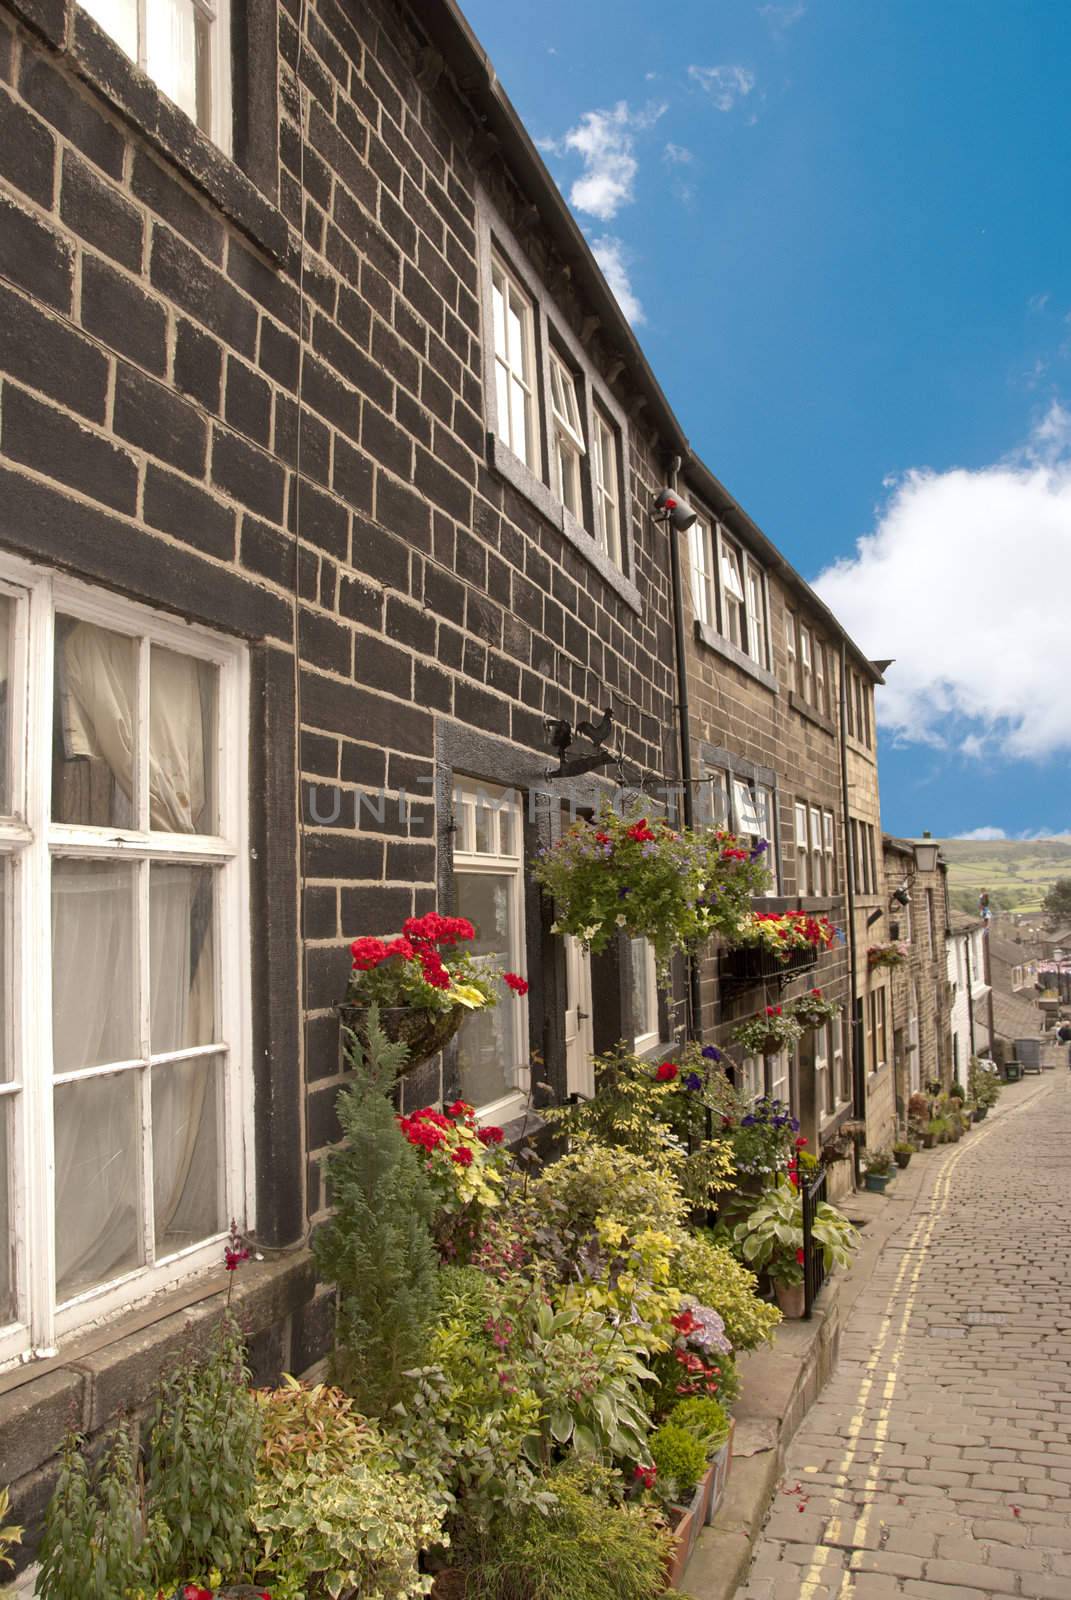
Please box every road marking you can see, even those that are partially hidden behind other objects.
[795,1079,1053,1600]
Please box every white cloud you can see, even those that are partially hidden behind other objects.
[954,826,1008,840]
[687,64,756,112]
[663,143,694,165]
[759,2,806,34]
[813,401,1071,761]
[542,101,665,222]
[590,235,644,324]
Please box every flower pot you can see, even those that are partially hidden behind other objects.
[705,1417,736,1525]
[894,1150,911,1169]
[864,1171,892,1193]
[773,1278,806,1318]
[337,1003,465,1071]
[920,1132,935,1149]
[974,1105,988,1121]
[721,943,818,982]
[664,1486,704,1588]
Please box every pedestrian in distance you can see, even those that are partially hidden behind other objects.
[1057,1020,1071,1068]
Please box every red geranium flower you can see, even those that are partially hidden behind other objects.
[796,1247,806,1265]
[478,1125,504,1145]
[503,972,529,996]
[626,819,656,843]
[656,1061,678,1082]
[446,1099,470,1119]
[350,936,390,970]
[452,1146,474,1166]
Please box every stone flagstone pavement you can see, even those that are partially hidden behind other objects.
[740,1073,1071,1600]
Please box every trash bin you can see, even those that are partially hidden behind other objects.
[1015,1038,1042,1069]
[1003,1060,1022,1082]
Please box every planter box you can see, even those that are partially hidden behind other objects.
[864,1171,892,1194]
[664,1485,704,1589]
[720,944,818,984]
[705,1417,736,1525]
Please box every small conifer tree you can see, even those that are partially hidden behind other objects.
[313,1005,440,1417]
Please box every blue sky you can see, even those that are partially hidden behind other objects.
[460,0,1071,841]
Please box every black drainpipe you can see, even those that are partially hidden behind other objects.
[838,639,864,1180]
[666,457,703,1040]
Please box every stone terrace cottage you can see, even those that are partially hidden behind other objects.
[0,0,888,1547]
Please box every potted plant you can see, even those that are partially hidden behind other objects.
[919,1117,940,1149]
[726,912,841,978]
[722,1095,801,1185]
[662,1397,734,1526]
[786,988,843,1031]
[341,912,526,1071]
[649,1423,710,1583]
[731,1179,858,1317]
[532,802,770,983]
[730,1006,805,1058]
[892,1139,914,1169]
[862,1148,894,1192]
[866,940,909,972]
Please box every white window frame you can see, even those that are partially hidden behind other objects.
[79,0,233,152]
[744,556,768,669]
[0,554,250,1369]
[814,640,828,717]
[795,801,810,897]
[822,810,835,898]
[592,409,623,569]
[715,526,745,650]
[739,1054,764,1104]
[688,516,715,628]
[809,805,824,897]
[548,349,586,521]
[705,766,731,830]
[785,610,798,693]
[833,1020,849,1108]
[799,625,813,704]
[873,986,888,1070]
[755,784,778,895]
[768,1049,789,1109]
[815,1022,833,1120]
[630,937,660,1055]
[491,255,539,472]
[452,781,529,1123]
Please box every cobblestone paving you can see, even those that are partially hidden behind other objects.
[741,1076,1071,1600]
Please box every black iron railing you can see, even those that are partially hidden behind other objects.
[801,1165,829,1319]
[719,944,819,987]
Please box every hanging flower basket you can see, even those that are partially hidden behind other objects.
[731,911,840,965]
[786,988,843,1031]
[730,1006,805,1056]
[531,801,771,983]
[867,940,908,972]
[340,913,528,1073]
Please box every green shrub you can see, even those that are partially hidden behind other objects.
[313,1008,440,1417]
[649,1424,708,1505]
[251,1377,443,1600]
[531,1145,687,1236]
[37,1425,154,1600]
[473,1460,671,1600]
[671,1231,781,1350]
[146,1314,260,1587]
[667,1396,730,1455]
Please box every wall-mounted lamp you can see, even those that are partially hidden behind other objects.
[913,836,940,875]
[891,886,911,908]
[653,487,697,533]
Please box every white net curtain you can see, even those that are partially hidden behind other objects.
[51,620,222,1302]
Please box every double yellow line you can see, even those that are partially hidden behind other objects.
[796,1080,1053,1600]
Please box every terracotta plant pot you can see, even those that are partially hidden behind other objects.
[773,1278,806,1318]
[337,1003,465,1071]
[705,1418,736,1525]
[664,1487,704,1588]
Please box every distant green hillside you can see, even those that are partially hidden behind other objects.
[937,838,1071,915]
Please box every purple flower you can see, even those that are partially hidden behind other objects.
[617,886,631,898]
[641,841,657,858]
[684,1072,703,1091]
[749,839,769,860]
[701,1045,722,1062]
[741,1114,756,1128]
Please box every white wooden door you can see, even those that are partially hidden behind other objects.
[564,936,595,1098]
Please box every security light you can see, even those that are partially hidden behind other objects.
[653,487,697,533]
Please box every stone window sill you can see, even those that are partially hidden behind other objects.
[694,620,779,694]
[845,733,876,762]
[68,6,287,262]
[488,434,642,615]
[789,691,836,736]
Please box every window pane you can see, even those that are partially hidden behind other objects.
[0,594,14,815]
[150,864,217,1054]
[0,863,8,1083]
[79,0,138,57]
[474,801,495,855]
[52,860,138,1074]
[506,294,527,374]
[492,278,507,359]
[52,618,137,828]
[630,938,655,1041]
[495,362,511,447]
[454,871,519,1108]
[152,1053,223,1256]
[0,1097,13,1323]
[145,0,200,126]
[498,805,516,858]
[54,1071,142,1301]
[149,648,217,833]
[509,379,529,466]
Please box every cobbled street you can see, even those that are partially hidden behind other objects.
[742,1075,1071,1600]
